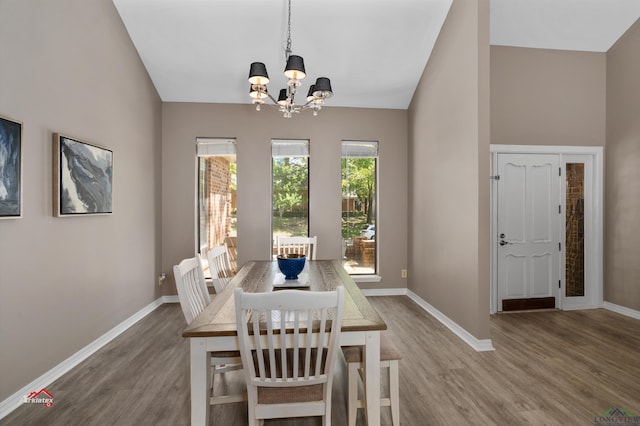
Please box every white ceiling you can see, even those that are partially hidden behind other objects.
[491,0,640,52]
[113,0,640,110]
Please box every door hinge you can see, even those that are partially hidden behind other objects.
[559,205,561,214]
[559,280,561,288]
[559,167,562,176]
[490,175,500,181]
[559,242,561,251]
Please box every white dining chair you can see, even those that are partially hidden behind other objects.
[276,235,318,260]
[342,331,402,426]
[207,243,234,294]
[173,256,246,406]
[174,256,210,324]
[234,286,345,426]
[224,236,238,273]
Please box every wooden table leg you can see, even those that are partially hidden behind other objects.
[191,339,210,425]
[363,330,381,426]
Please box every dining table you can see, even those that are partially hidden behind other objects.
[183,259,388,425]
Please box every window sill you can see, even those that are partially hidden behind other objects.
[351,274,382,283]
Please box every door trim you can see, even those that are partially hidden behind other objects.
[490,145,603,314]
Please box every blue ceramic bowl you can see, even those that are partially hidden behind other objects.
[277,254,306,280]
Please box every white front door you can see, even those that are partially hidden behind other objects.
[497,154,561,310]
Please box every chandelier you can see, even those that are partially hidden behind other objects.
[248,0,333,118]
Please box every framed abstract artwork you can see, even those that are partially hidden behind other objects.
[0,115,22,219]
[53,133,113,217]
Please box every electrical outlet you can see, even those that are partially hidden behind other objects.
[158,272,166,286]
[401,269,407,278]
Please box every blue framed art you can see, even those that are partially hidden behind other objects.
[0,115,22,219]
[53,133,113,217]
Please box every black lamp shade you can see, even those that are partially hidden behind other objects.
[306,85,316,101]
[277,88,288,105]
[313,77,333,98]
[249,62,269,85]
[284,55,306,80]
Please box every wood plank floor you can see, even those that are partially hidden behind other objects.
[2,296,639,425]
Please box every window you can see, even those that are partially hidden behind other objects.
[565,163,585,297]
[272,140,309,253]
[196,138,237,273]
[342,141,378,275]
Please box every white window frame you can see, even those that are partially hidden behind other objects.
[195,137,237,258]
[342,140,380,281]
[271,139,310,254]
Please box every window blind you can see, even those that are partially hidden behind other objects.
[271,139,309,158]
[342,141,378,158]
[196,138,236,156]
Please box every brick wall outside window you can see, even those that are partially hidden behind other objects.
[566,163,585,297]
[204,157,232,251]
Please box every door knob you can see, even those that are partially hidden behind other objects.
[499,240,512,246]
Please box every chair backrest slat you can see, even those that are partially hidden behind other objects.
[252,313,266,379]
[267,310,277,380]
[315,308,328,377]
[280,312,287,379]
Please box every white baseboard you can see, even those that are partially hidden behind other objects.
[561,304,601,311]
[603,301,640,320]
[162,295,180,303]
[0,297,165,421]
[361,288,408,297]
[406,290,495,352]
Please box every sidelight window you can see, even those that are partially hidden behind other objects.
[342,141,378,275]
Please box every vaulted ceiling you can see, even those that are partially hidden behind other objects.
[113,0,640,109]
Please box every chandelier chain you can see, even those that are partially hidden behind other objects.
[285,0,292,60]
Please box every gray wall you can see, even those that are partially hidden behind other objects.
[605,18,640,311]
[0,0,162,401]
[491,46,606,147]
[407,0,491,340]
[161,103,408,293]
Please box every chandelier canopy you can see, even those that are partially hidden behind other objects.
[248,0,333,118]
